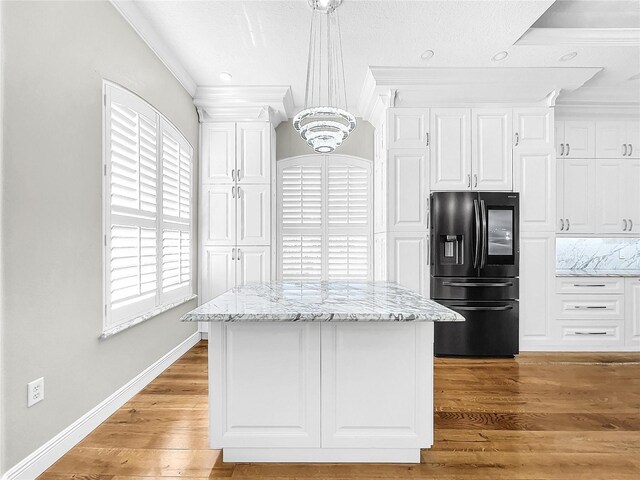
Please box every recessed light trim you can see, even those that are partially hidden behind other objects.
[219,72,233,81]
[420,49,434,60]
[492,51,508,62]
[559,52,578,62]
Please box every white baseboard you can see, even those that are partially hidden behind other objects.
[2,331,202,480]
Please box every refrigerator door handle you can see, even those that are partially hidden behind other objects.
[473,199,480,269]
[448,305,514,312]
[442,281,513,287]
[480,199,487,269]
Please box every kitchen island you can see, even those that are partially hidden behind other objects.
[181,281,463,463]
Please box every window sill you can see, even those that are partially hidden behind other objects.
[100,294,198,339]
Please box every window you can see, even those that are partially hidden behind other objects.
[277,155,372,281]
[103,82,193,335]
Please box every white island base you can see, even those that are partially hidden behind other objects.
[208,321,434,463]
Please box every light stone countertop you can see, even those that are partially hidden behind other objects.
[181,281,465,322]
[556,269,640,277]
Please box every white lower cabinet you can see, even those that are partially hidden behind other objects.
[626,278,640,347]
[388,232,430,297]
[209,322,434,462]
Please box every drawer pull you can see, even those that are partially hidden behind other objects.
[442,282,513,287]
[574,331,608,336]
[573,284,606,287]
[573,305,608,309]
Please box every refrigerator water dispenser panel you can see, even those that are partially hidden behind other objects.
[440,235,463,265]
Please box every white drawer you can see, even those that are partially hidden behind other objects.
[557,321,624,347]
[555,294,624,320]
[556,277,625,294]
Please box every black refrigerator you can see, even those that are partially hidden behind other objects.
[430,192,519,357]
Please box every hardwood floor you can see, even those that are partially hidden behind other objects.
[39,342,640,479]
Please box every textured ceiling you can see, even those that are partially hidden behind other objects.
[131,0,640,109]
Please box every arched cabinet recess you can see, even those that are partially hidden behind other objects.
[276,154,373,282]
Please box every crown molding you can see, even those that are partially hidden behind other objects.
[193,86,294,125]
[516,28,640,46]
[557,85,640,109]
[555,104,640,120]
[110,0,197,96]
[357,67,601,122]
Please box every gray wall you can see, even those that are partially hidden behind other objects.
[0,1,199,471]
[276,118,374,160]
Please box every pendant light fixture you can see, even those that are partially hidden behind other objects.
[293,0,356,154]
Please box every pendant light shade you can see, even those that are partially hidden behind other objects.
[293,0,356,154]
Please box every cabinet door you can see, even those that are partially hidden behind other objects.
[202,185,236,245]
[624,159,640,234]
[519,233,554,347]
[388,232,429,296]
[387,149,429,230]
[595,121,626,158]
[555,120,565,158]
[561,159,596,233]
[472,108,513,191]
[627,121,640,158]
[201,247,236,303]
[209,322,321,448]
[321,322,432,449]
[514,150,555,232]
[513,108,554,149]
[430,108,471,191]
[563,121,595,158]
[236,122,270,184]
[625,278,640,347]
[236,246,271,284]
[387,108,429,149]
[201,123,236,184]
[595,159,626,234]
[236,184,270,245]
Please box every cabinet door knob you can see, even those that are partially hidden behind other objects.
[560,219,565,231]
[623,219,628,231]
[623,144,628,157]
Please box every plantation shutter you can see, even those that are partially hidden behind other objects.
[278,156,371,282]
[104,83,193,332]
[160,120,192,303]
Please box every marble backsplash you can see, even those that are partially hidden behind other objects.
[556,238,640,271]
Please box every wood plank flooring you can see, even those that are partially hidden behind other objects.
[39,342,640,479]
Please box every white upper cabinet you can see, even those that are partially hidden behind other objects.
[236,184,271,245]
[556,121,595,158]
[623,159,640,234]
[202,123,236,184]
[515,151,556,232]
[557,158,596,234]
[627,121,640,158]
[387,149,429,230]
[595,121,627,158]
[595,121,640,158]
[472,109,513,191]
[387,108,429,149]
[514,108,554,149]
[236,122,271,184]
[595,159,626,234]
[430,108,472,191]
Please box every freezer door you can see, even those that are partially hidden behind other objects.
[434,300,519,357]
[478,192,519,278]
[431,192,479,277]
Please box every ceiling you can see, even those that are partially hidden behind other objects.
[124,0,640,113]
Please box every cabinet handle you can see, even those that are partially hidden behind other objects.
[575,331,608,336]
[426,132,430,146]
[473,174,478,188]
[560,219,565,231]
[623,219,628,231]
[237,248,241,260]
[573,284,606,287]
[629,219,633,231]
[560,143,565,156]
[237,169,241,180]
[566,218,570,231]
[232,186,236,198]
[629,144,633,156]
[566,143,570,156]
[573,305,608,309]
[514,132,519,147]
[623,144,628,157]
[467,174,471,188]
[231,247,236,260]
[231,169,236,181]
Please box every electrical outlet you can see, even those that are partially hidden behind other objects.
[27,377,44,407]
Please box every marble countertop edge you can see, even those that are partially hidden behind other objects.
[556,269,640,277]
